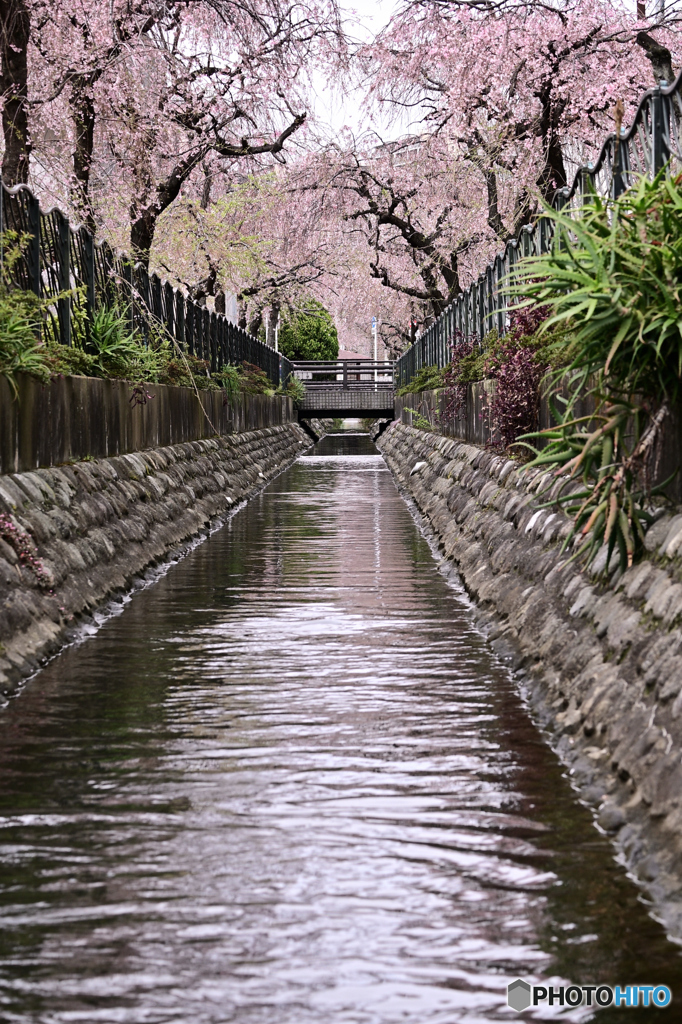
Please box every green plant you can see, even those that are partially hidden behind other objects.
[276,372,306,406]
[87,304,140,375]
[0,287,49,396]
[213,364,241,401]
[0,230,33,288]
[278,299,339,361]
[514,171,682,403]
[404,406,433,431]
[513,170,682,569]
[520,391,669,571]
[396,363,446,396]
[239,361,275,395]
[46,342,96,377]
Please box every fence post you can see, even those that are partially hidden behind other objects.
[150,273,162,328]
[496,254,505,336]
[164,280,174,338]
[99,242,114,305]
[57,211,71,346]
[134,265,150,345]
[209,311,217,372]
[82,228,96,348]
[226,320,234,364]
[611,137,625,199]
[27,190,41,295]
[652,87,665,174]
[185,299,194,356]
[122,261,135,337]
[218,316,227,369]
[175,290,185,353]
[202,307,210,363]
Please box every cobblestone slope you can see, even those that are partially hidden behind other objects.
[0,425,310,693]
[379,421,682,939]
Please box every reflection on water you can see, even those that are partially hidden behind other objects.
[0,433,680,1023]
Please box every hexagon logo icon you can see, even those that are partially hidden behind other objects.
[508,979,532,1012]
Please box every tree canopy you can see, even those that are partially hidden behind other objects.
[278,300,339,361]
[1,0,680,354]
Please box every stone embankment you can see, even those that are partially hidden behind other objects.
[379,421,682,938]
[0,424,310,694]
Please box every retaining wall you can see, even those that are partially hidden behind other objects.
[379,421,682,940]
[0,372,294,474]
[0,424,310,693]
[395,387,682,500]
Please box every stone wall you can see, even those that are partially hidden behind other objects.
[0,372,294,474]
[0,424,310,694]
[379,421,682,940]
[395,387,682,500]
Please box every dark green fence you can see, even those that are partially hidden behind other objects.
[0,181,287,387]
[395,71,682,388]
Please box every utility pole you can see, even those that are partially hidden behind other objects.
[372,316,378,390]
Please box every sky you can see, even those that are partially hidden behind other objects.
[309,0,407,141]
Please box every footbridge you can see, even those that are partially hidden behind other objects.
[291,360,395,419]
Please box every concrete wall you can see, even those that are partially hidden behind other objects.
[0,424,311,694]
[378,421,682,941]
[0,372,294,474]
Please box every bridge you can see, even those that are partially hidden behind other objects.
[291,360,395,419]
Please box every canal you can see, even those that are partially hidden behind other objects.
[0,433,680,1022]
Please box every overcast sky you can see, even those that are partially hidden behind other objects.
[309,0,407,140]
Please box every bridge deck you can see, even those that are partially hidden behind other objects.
[291,359,395,418]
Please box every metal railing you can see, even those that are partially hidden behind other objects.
[395,70,682,389]
[291,359,394,391]
[0,179,286,387]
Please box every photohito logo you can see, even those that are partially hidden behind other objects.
[507,980,672,1011]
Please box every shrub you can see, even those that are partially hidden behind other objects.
[512,170,682,570]
[238,361,275,395]
[0,288,50,396]
[486,343,547,449]
[278,299,339,361]
[276,372,306,406]
[514,170,682,404]
[396,363,445,396]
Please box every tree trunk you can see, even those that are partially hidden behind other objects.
[248,308,263,337]
[69,80,96,230]
[265,303,280,348]
[0,0,30,185]
[636,32,676,85]
[130,149,206,265]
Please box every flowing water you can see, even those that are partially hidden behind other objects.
[0,433,681,1024]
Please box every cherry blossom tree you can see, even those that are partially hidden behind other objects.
[314,0,682,344]
[1,0,345,260]
[365,0,678,205]
[1,0,31,184]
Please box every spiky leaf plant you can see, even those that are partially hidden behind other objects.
[512,170,682,571]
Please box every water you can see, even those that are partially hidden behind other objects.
[0,433,680,1023]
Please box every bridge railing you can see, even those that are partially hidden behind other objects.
[0,179,285,388]
[395,70,682,389]
[291,360,394,391]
